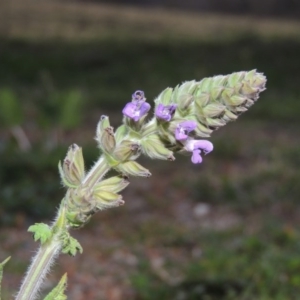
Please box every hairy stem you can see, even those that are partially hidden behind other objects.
[15,206,67,300]
[16,237,62,300]
[15,156,111,300]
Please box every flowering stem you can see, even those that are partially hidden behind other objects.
[82,155,110,188]
[16,237,62,300]
[15,156,111,300]
[15,205,67,300]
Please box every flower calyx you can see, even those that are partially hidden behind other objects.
[59,144,85,188]
[115,161,151,178]
[141,134,175,161]
[96,115,116,154]
[113,140,141,162]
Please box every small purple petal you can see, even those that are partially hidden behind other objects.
[138,102,151,120]
[175,120,197,141]
[122,100,151,121]
[185,139,213,164]
[132,90,145,102]
[122,102,136,119]
[191,149,203,164]
[186,140,214,154]
[155,104,177,121]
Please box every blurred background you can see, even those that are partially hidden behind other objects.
[1,0,300,299]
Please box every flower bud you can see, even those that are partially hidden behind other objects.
[59,144,85,188]
[198,77,213,92]
[96,115,110,134]
[241,82,258,96]
[227,71,245,87]
[116,161,151,177]
[210,87,224,101]
[222,109,238,122]
[213,75,228,87]
[156,121,177,145]
[205,118,226,128]
[95,176,129,193]
[234,106,248,113]
[195,123,213,137]
[65,187,95,227]
[194,93,210,111]
[68,186,93,208]
[101,127,116,153]
[141,134,175,161]
[178,94,194,111]
[115,125,128,143]
[202,103,226,118]
[93,189,124,210]
[96,115,116,153]
[154,87,173,105]
[228,95,248,106]
[253,73,267,89]
[178,80,197,95]
[113,140,141,162]
[66,211,91,228]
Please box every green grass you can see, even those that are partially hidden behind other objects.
[128,218,300,300]
[3,0,300,42]
[1,36,300,122]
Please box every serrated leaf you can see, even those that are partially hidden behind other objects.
[28,223,52,244]
[0,257,10,300]
[62,235,83,257]
[44,273,68,300]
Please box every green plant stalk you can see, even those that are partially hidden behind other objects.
[15,156,110,300]
[15,233,62,300]
[82,156,110,188]
[15,205,67,300]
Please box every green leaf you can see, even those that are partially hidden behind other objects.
[61,234,83,257]
[28,223,52,244]
[44,273,68,300]
[0,257,11,300]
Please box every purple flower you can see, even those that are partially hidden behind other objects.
[155,104,177,121]
[175,121,197,141]
[132,90,145,102]
[122,90,151,121]
[184,139,213,164]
